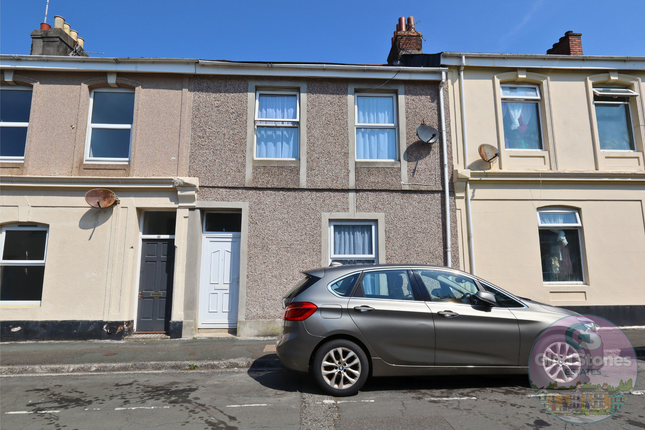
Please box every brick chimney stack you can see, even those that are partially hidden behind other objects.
[387,16,423,65]
[30,15,88,56]
[546,31,583,55]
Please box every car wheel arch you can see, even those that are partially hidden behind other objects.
[309,334,373,377]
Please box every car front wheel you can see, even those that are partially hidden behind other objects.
[313,339,369,397]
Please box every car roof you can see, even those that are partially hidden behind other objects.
[304,264,462,278]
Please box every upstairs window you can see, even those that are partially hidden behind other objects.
[0,225,48,303]
[593,88,637,151]
[255,91,299,159]
[85,88,134,163]
[0,87,32,161]
[329,221,377,265]
[355,94,398,160]
[537,209,584,283]
[501,85,542,150]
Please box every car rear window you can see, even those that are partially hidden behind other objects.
[285,275,320,299]
[329,273,360,297]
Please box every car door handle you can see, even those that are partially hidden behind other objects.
[354,305,375,313]
[438,310,459,318]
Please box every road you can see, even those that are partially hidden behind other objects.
[1,366,644,429]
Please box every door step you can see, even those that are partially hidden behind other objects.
[125,333,170,341]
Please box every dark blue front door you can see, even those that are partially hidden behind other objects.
[136,239,174,332]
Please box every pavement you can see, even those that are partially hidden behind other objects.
[1,329,644,376]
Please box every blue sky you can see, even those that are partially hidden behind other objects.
[1,0,644,62]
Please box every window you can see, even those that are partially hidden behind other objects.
[328,273,360,297]
[204,212,242,233]
[85,88,135,162]
[478,281,524,308]
[415,270,478,303]
[355,94,397,160]
[255,91,299,159]
[142,212,176,236]
[593,88,637,151]
[357,270,414,300]
[0,87,32,161]
[0,225,48,303]
[537,209,584,283]
[501,85,542,150]
[329,221,377,265]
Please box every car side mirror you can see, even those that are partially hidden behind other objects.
[475,291,497,306]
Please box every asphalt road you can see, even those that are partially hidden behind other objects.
[1,366,644,430]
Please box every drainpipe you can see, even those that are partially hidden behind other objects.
[460,55,476,275]
[439,71,452,267]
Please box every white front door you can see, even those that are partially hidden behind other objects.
[199,234,240,328]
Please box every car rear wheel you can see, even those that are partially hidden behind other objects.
[313,339,368,397]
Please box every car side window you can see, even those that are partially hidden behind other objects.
[328,273,360,297]
[416,270,478,304]
[478,281,524,308]
[356,270,414,300]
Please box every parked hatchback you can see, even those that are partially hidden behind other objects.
[276,265,601,396]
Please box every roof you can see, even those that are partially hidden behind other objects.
[440,52,645,70]
[0,55,446,81]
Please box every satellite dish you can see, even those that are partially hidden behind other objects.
[478,144,499,163]
[85,188,117,209]
[416,124,439,144]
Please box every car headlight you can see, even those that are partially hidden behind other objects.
[576,316,598,332]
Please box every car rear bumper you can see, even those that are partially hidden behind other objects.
[276,321,320,373]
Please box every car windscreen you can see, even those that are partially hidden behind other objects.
[285,275,321,299]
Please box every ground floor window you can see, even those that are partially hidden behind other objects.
[537,209,584,283]
[329,221,377,265]
[0,224,48,302]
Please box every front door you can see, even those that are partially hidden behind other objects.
[199,235,240,328]
[136,239,175,332]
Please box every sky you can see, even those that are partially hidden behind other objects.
[1,0,644,63]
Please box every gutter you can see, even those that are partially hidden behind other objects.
[439,71,452,267]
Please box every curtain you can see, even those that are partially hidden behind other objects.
[333,225,372,257]
[258,95,297,121]
[256,127,298,158]
[538,212,577,225]
[357,96,393,124]
[356,128,396,159]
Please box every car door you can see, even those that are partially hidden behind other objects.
[347,269,435,365]
[413,269,520,366]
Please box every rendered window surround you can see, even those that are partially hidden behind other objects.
[0,224,49,306]
[586,73,645,171]
[493,71,555,171]
[0,86,33,163]
[354,93,399,161]
[321,212,386,267]
[254,90,300,160]
[329,220,377,265]
[536,208,586,285]
[84,88,135,164]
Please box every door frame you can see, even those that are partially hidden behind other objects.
[199,210,243,329]
[133,209,176,333]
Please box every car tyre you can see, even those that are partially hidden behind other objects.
[313,339,369,397]
[531,334,587,389]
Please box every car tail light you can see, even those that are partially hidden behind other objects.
[284,302,317,321]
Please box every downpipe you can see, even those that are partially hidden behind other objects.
[460,55,476,275]
[439,71,452,267]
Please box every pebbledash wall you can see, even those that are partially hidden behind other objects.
[184,73,458,337]
[0,65,198,340]
[442,46,645,325]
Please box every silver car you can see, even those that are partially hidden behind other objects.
[276,265,600,396]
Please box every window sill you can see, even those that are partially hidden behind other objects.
[81,163,129,171]
[0,158,25,163]
[0,301,41,308]
[356,160,400,168]
[599,150,643,170]
[253,159,299,167]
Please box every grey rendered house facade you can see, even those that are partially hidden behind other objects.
[1,18,457,339]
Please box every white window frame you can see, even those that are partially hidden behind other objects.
[0,86,32,163]
[254,90,300,160]
[84,88,134,164]
[0,224,49,305]
[537,208,585,285]
[354,93,398,161]
[592,88,638,152]
[329,220,377,264]
[500,84,544,151]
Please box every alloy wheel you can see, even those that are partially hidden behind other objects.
[320,347,362,390]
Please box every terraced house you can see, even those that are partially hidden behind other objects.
[1,17,457,340]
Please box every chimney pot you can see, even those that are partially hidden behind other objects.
[63,22,71,35]
[54,15,65,29]
[407,16,415,31]
[70,29,78,41]
[398,16,406,32]
[77,36,84,49]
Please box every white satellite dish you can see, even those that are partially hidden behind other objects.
[416,124,439,144]
[478,144,499,163]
